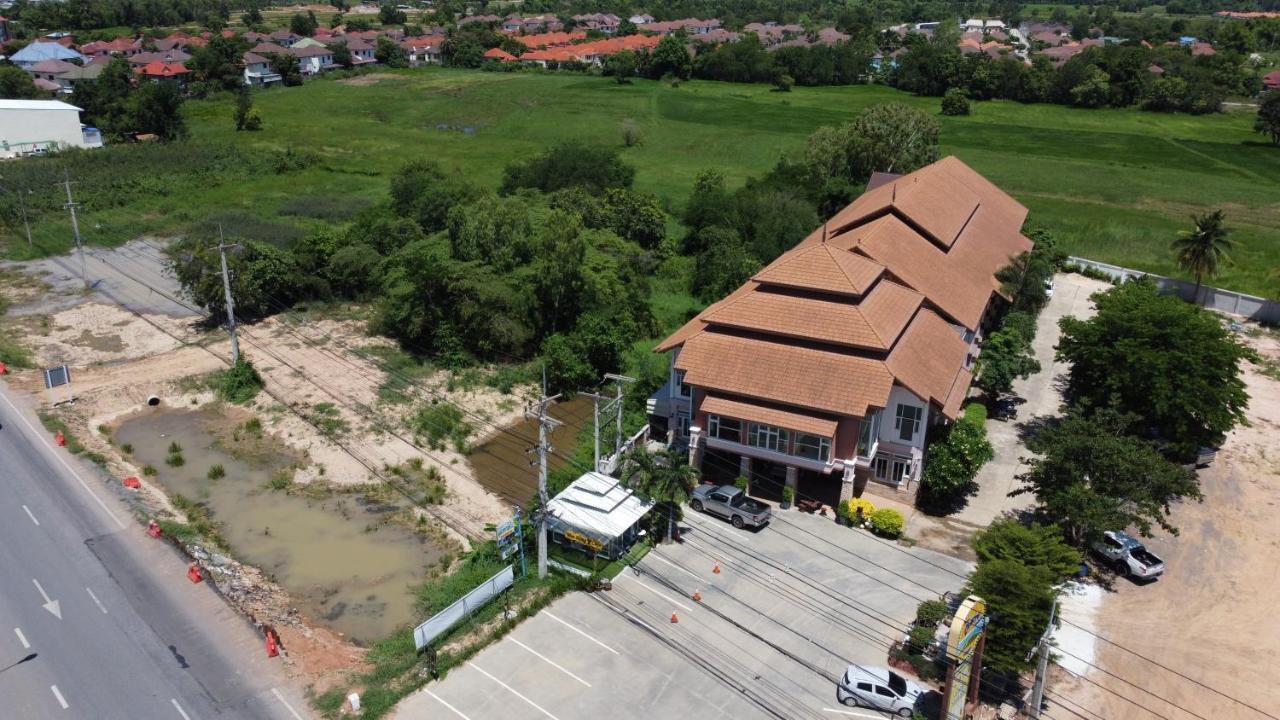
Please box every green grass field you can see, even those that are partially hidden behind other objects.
[8,68,1279,296]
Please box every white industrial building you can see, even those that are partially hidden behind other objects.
[0,100,103,158]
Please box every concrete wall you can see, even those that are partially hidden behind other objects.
[0,106,89,157]
[1066,256,1279,325]
[878,385,928,449]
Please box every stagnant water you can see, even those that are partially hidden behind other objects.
[115,408,445,644]
[467,396,594,506]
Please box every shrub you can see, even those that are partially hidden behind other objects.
[165,452,185,467]
[918,403,993,515]
[915,599,949,626]
[908,624,935,650]
[142,464,157,476]
[838,497,876,524]
[217,359,264,404]
[168,441,182,454]
[941,87,971,116]
[411,402,472,451]
[207,464,226,480]
[734,475,749,493]
[869,508,905,538]
[782,486,795,505]
[121,443,134,454]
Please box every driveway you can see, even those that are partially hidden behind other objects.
[394,509,971,720]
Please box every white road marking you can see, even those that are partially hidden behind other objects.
[467,662,563,720]
[171,698,192,720]
[14,627,30,649]
[821,708,886,719]
[543,611,619,655]
[426,690,474,720]
[688,514,751,543]
[50,685,68,709]
[32,578,62,619]
[510,637,591,687]
[270,688,304,720]
[23,505,40,526]
[616,572,692,612]
[0,391,127,529]
[85,587,107,614]
[647,552,705,582]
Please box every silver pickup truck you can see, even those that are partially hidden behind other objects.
[1093,530,1165,580]
[689,485,771,529]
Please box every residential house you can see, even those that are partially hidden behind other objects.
[128,49,192,68]
[291,37,328,49]
[136,60,190,87]
[10,42,87,70]
[649,157,1032,502]
[1264,70,1280,91]
[572,13,621,34]
[242,52,282,86]
[27,59,80,94]
[744,22,805,46]
[517,34,659,67]
[1190,41,1216,57]
[402,35,447,66]
[0,16,8,44]
[629,14,655,25]
[514,31,585,49]
[483,47,518,62]
[693,28,742,44]
[502,14,564,34]
[269,29,301,47]
[457,14,501,26]
[79,37,144,58]
[639,18,722,36]
[289,44,334,75]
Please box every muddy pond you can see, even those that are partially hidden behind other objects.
[115,408,447,645]
[466,396,594,506]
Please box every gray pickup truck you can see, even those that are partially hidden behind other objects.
[1093,530,1165,580]
[689,485,771,529]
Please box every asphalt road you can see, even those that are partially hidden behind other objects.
[0,385,310,720]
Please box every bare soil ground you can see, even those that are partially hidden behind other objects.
[1054,327,1280,720]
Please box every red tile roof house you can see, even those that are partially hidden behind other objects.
[136,61,190,88]
[639,18,722,36]
[402,34,447,66]
[1264,70,1280,91]
[648,157,1032,505]
[79,37,144,57]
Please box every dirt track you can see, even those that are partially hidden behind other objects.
[1054,329,1280,720]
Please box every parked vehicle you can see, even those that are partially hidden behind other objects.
[836,665,923,717]
[1092,530,1165,580]
[689,485,771,529]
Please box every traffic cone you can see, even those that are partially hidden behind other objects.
[187,562,202,584]
[692,590,702,602]
[55,431,65,447]
[0,361,8,374]
[670,611,679,623]
[123,476,141,489]
[147,520,162,538]
[712,564,721,574]
[265,631,279,658]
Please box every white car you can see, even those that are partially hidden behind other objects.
[837,665,923,717]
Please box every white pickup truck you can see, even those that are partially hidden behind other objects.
[1093,530,1165,580]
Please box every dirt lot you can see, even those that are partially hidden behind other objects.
[1054,327,1280,720]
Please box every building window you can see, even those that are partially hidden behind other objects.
[892,457,911,484]
[895,404,923,442]
[857,410,881,457]
[674,369,691,398]
[794,433,831,461]
[747,423,789,453]
[873,456,889,479]
[707,415,741,443]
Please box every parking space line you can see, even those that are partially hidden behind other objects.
[171,698,192,719]
[510,638,591,687]
[50,685,68,709]
[270,688,305,720]
[426,690,473,720]
[86,587,108,614]
[23,505,40,526]
[543,611,619,655]
[821,708,885,719]
[468,662,563,720]
[616,572,692,612]
[14,627,30,649]
[647,552,705,583]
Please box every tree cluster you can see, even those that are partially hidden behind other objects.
[70,57,187,140]
[690,33,878,87]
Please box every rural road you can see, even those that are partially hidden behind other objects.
[0,384,310,720]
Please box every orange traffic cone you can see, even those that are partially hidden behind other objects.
[692,590,702,602]
[265,631,279,658]
[0,360,8,374]
[670,611,679,623]
[55,431,65,447]
[187,562,202,584]
[147,520,162,538]
[123,476,141,489]
[712,564,721,574]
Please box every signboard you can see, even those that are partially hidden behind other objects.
[942,595,988,720]
[44,365,71,389]
[564,529,604,553]
[413,564,514,651]
[496,518,517,559]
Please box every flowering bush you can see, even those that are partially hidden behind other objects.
[869,508,905,538]
[838,497,877,524]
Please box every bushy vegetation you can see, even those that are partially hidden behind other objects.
[411,402,472,452]
[216,359,265,405]
[917,403,993,515]
[837,496,877,524]
[868,507,905,538]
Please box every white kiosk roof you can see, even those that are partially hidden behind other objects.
[546,471,654,539]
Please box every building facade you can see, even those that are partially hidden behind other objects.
[649,157,1032,505]
[0,100,103,157]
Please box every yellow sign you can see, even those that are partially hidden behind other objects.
[944,595,987,720]
[564,530,604,552]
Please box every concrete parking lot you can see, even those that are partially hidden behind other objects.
[394,508,971,720]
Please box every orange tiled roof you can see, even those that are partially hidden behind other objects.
[514,31,585,48]
[885,309,971,419]
[675,332,895,418]
[753,242,883,297]
[699,394,839,437]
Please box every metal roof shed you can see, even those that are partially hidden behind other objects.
[545,471,654,559]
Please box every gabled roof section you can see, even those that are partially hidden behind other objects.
[886,309,972,418]
[700,394,839,438]
[675,332,894,418]
[752,242,883,297]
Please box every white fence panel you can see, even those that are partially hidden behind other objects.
[1065,256,1279,325]
[413,564,514,651]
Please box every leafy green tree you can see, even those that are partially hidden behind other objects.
[169,238,300,320]
[390,160,477,232]
[692,226,761,302]
[621,447,699,542]
[379,2,406,25]
[972,519,1081,578]
[918,404,993,514]
[1015,408,1201,544]
[0,65,44,99]
[603,50,637,83]
[530,211,587,335]
[966,558,1057,674]
[975,327,1040,399]
[1070,65,1112,107]
[803,104,939,206]
[1257,91,1280,146]
[773,73,794,92]
[1056,279,1251,459]
[1172,209,1233,299]
[325,244,382,299]
[373,236,454,349]
[189,35,247,92]
[500,142,635,194]
[682,169,736,251]
[328,42,354,69]
[290,11,318,37]
[446,193,533,269]
[375,36,409,67]
[646,35,692,79]
[997,248,1056,315]
[267,53,303,86]
[132,81,187,140]
[602,188,665,249]
[941,87,970,115]
[234,89,262,131]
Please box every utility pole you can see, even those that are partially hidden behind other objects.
[526,370,561,579]
[1027,599,1057,719]
[584,373,634,474]
[216,226,241,365]
[62,172,87,290]
[606,373,634,462]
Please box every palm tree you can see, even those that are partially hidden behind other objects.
[1172,210,1233,302]
[620,447,699,543]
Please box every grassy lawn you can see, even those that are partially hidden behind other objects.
[5,68,1277,296]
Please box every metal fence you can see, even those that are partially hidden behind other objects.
[413,564,515,651]
[1065,256,1279,325]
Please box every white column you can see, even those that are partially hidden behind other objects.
[687,426,702,468]
[839,463,857,503]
